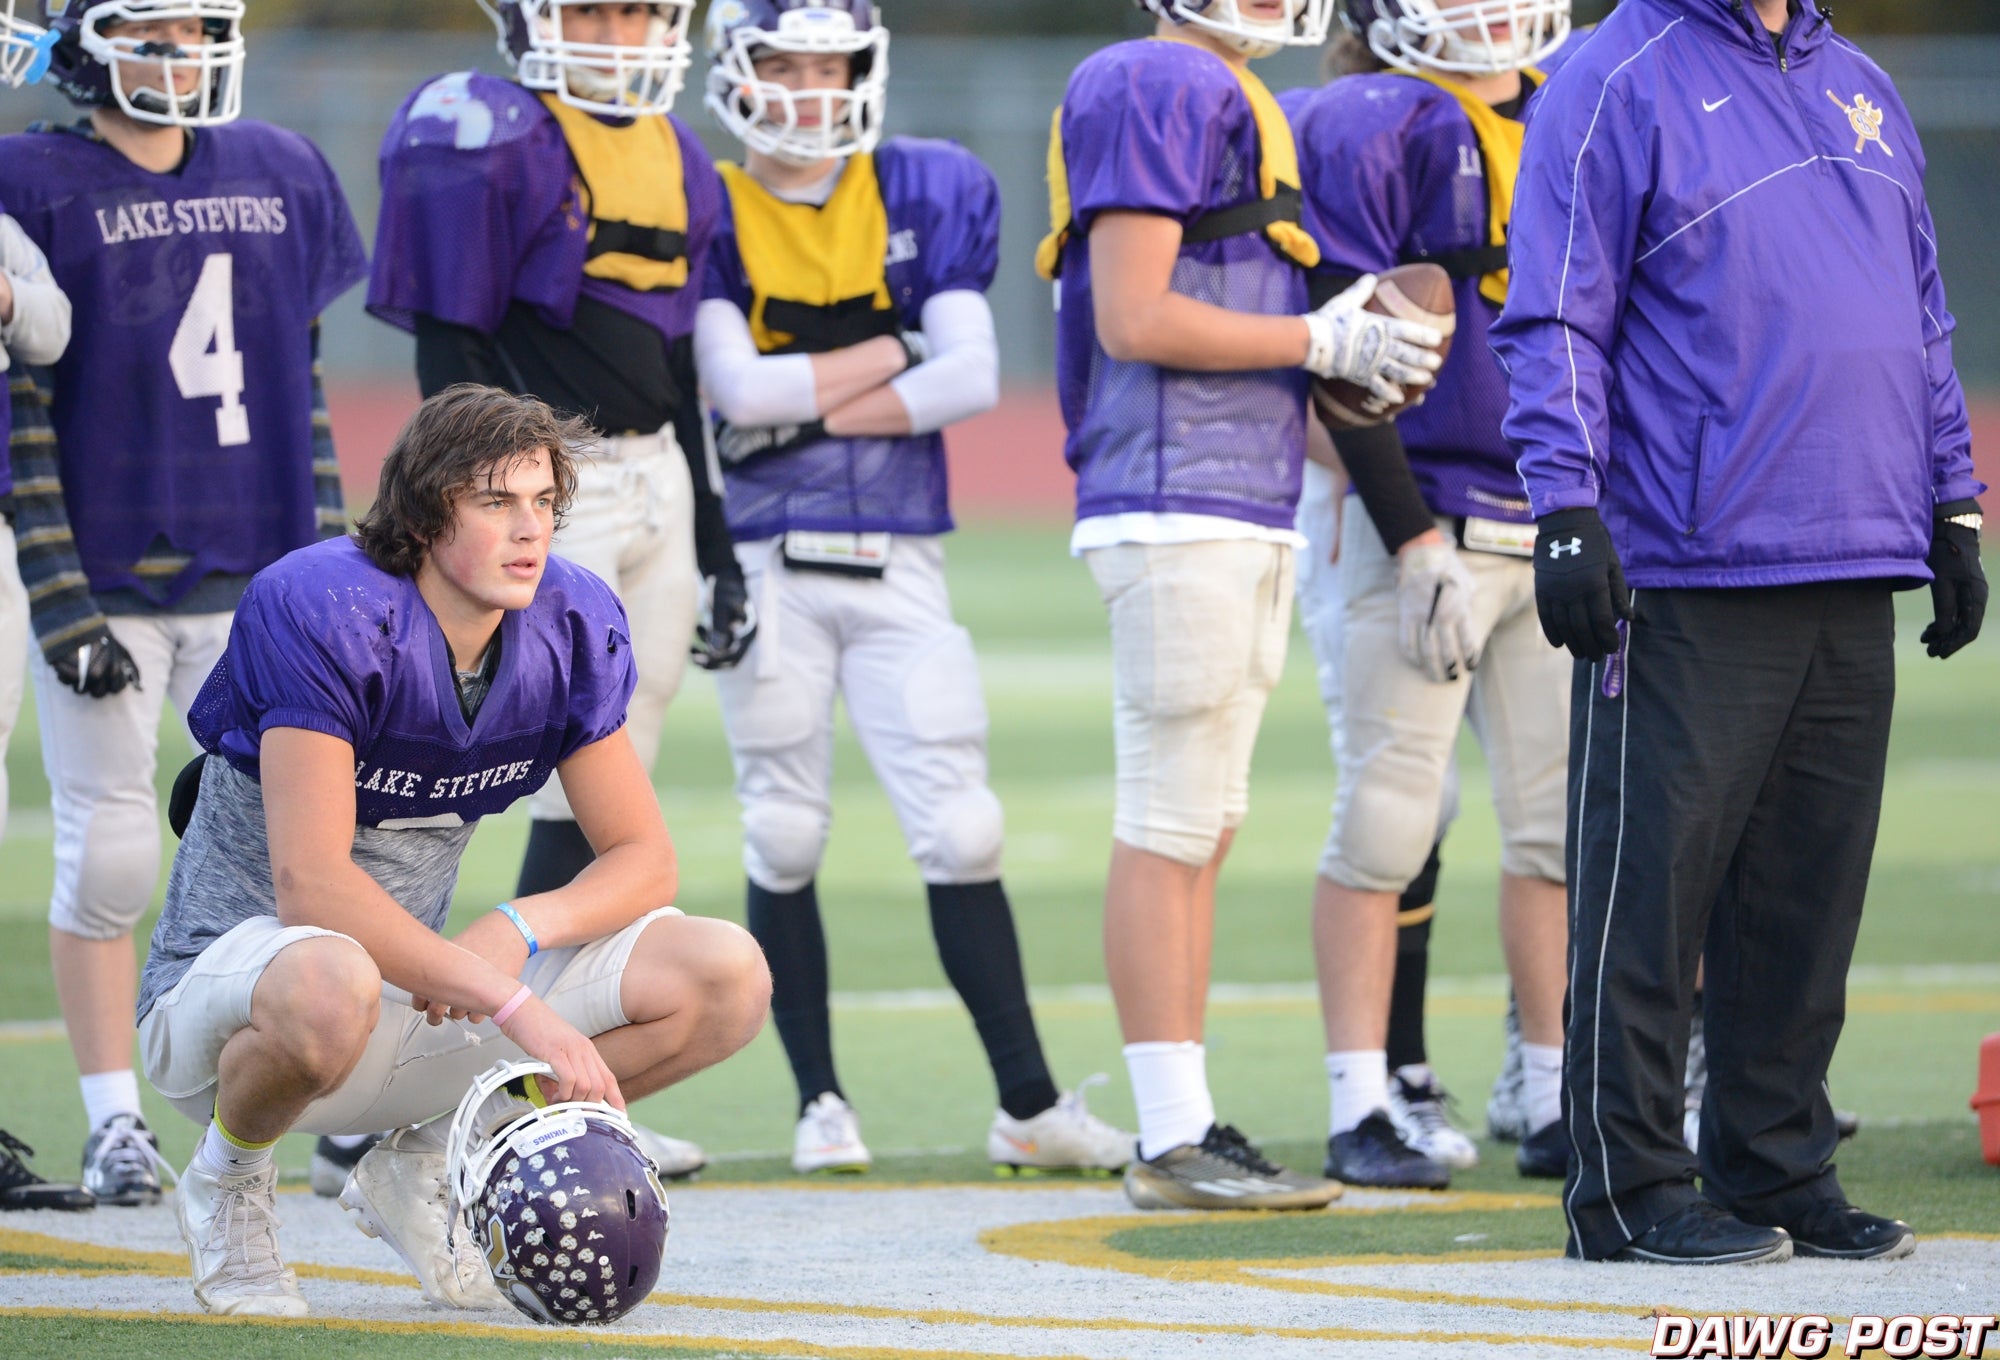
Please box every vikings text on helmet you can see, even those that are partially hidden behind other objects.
[1132,0,1335,59]
[478,0,696,118]
[39,0,244,126]
[1339,0,1570,74]
[447,1062,671,1327]
[704,0,889,166]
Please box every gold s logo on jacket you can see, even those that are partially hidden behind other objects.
[1827,90,1894,159]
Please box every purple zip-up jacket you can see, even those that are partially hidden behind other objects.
[1492,0,1983,589]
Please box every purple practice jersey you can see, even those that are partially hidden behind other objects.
[1292,75,1531,523]
[704,137,999,540]
[1054,40,1311,532]
[0,124,367,603]
[369,71,720,348]
[189,537,637,829]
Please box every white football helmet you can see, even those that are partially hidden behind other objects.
[1343,0,1571,75]
[446,1061,670,1327]
[704,0,889,166]
[47,0,246,127]
[1137,0,1335,60]
[2,1,54,88]
[480,0,696,118]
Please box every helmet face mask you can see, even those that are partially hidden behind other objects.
[480,0,696,117]
[44,0,245,126]
[1,1,56,89]
[1342,0,1571,75]
[447,1061,670,1328]
[704,0,888,166]
[1137,0,1335,60]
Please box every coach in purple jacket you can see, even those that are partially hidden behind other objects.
[1492,0,1986,1265]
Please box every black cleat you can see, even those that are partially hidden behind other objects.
[1516,1119,1569,1179]
[0,1129,94,1211]
[1743,1200,1914,1261]
[1613,1200,1792,1265]
[1324,1111,1450,1189]
[310,1133,384,1198]
[80,1114,169,1207]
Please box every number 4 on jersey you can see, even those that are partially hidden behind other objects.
[169,252,251,447]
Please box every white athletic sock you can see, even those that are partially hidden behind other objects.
[1522,1042,1565,1135]
[1123,1041,1215,1161]
[192,1118,275,1179]
[1326,1050,1389,1137]
[79,1069,143,1132]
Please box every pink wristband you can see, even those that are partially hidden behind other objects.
[492,984,533,1029]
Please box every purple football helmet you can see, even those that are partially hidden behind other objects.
[1339,0,1570,74]
[704,0,888,166]
[447,1061,671,1327]
[40,0,244,126]
[1132,0,1334,58]
[478,0,695,117]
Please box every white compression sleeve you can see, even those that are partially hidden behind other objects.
[889,289,1000,436]
[0,213,72,369]
[693,297,819,427]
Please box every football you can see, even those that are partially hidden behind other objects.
[1312,262,1457,431]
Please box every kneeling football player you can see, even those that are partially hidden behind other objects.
[136,385,771,1317]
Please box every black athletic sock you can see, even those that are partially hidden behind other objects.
[926,880,1059,1121]
[745,880,841,1114]
[516,818,598,898]
[1386,841,1443,1073]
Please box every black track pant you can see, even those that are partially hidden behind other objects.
[1560,583,1896,1259]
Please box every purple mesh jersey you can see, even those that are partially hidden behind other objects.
[1292,75,1531,522]
[189,538,636,829]
[0,124,367,603]
[1053,40,1310,533]
[369,71,720,346]
[703,137,999,540]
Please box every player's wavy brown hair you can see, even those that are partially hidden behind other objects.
[354,384,588,578]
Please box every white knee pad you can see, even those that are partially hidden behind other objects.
[1321,761,1448,893]
[49,795,163,940]
[913,785,1004,885]
[742,798,829,893]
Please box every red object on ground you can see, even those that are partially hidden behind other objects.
[1975,1033,2000,1167]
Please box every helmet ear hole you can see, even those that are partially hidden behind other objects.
[626,1189,638,1218]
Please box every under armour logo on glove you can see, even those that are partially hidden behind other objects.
[1549,537,1583,559]
[1533,508,1632,662]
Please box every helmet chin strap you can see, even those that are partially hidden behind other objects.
[1196,0,1295,59]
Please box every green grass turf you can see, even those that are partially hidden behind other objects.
[0,523,1994,1204]
[0,1316,744,1360]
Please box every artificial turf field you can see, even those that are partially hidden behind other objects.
[0,522,1995,1358]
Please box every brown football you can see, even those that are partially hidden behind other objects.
[1312,262,1457,432]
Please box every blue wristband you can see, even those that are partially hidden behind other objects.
[494,902,539,957]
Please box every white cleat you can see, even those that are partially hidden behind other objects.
[629,1122,706,1180]
[1488,996,1530,1143]
[1388,1066,1480,1170]
[175,1159,307,1317]
[339,1127,506,1311]
[793,1092,871,1175]
[988,1075,1134,1176]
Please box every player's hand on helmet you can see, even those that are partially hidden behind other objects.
[1301,274,1445,406]
[1921,502,1985,660]
[691,567,757,671]
[713,416,828,468]
[496,994,625,1111]
[48,622,142,699]
[1533,506,1632,661]
[1396,533,1480,684]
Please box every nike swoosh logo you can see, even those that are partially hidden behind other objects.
[997,1134,1039,1155]
[1703,96,1733,112]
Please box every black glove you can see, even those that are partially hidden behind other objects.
[1533,506,1632,662]
[713,417,828,469]
[47,623,142,699]
[691,568,758,671]
[1922,501,1985,660]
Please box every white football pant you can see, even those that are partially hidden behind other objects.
[715,535,1003,893]
[530,424,698,821]
[38,611,231,939]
